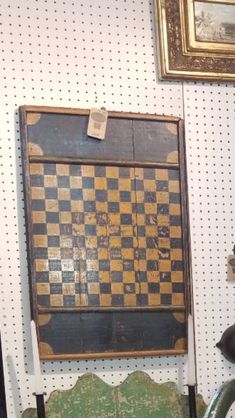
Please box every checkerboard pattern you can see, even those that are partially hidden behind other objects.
[29,163,184,308]
[134,168,184,307]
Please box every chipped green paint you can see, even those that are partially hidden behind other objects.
[22,371,207,418]
[117,373,183,418]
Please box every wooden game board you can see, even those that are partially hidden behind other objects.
[20,107,190,359]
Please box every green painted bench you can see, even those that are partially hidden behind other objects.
[22,371,206,418]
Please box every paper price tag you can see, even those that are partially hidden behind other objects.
[87,108,108,140]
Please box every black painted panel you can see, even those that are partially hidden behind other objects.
[141,312,184,350]
[133,120,178,163]
[112,312,144,351]
[81,312,113,352]
[39,311,186,356]
[40,314,83,353]
[28,114,134,161]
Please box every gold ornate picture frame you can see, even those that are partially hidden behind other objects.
[155,0,235,81]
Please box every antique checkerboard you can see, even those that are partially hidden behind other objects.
[21,107,190,359]
[31,163,184,309]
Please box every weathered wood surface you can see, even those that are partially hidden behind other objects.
[27,112,179,164]
[22,371,206,418]
[20,106,190,359]
[38,311,186,357]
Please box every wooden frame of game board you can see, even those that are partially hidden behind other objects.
[20,105,192,360]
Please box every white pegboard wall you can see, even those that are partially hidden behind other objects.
[0,0,234,417]
[184,82,235,405]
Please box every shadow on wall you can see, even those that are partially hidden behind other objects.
[0,335,7,418]
[6,354,23,418]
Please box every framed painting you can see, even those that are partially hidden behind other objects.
[155,0,235,81]
[20,105,191,360]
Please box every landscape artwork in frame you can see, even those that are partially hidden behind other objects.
[194,1,235,44]
[155,0,235,81]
